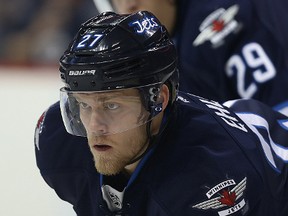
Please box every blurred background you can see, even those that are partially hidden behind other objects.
[0,0,99,65]
[0,0,99,215]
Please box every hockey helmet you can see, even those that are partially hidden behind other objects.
[59,11,178,137]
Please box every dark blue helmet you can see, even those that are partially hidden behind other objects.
[60,11,178,100]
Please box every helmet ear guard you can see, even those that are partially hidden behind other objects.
[149,87,164,117]
[137,84,166,118]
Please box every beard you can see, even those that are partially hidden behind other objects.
[94,150,131,176]
[88,125,148,176]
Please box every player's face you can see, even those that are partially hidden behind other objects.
[87,118,149,175]
[111,0,177,33]
[74,88,162,175]
[75,89,149,136]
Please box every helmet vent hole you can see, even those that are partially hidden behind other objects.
[102,58,145,79]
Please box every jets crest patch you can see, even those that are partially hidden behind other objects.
[193,4,242,48]
[192,177,248,216]
[34,110,47,151]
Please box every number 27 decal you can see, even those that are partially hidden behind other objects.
[76,34,103,49]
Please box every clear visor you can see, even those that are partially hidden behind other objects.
[60,85,163,137]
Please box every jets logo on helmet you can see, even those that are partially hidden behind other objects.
[130,15,159,34]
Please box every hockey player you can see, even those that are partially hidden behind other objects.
[93,0,288,115]
[35,11,288,215]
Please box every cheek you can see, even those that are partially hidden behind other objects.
[79,111,89,125]
[118,125,148,153]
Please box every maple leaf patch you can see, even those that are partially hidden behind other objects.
[219,190,236,206]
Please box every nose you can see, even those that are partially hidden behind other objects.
[86,110,109,136]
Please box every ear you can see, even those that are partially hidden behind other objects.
[159,84,170,111]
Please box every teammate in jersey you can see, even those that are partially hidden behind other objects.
[35,11,288,215]
[93,0,288,115]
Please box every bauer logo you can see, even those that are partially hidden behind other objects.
[69,69,96,76]
[130,16,159,34]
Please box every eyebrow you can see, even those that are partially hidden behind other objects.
[74,94,118,102]
[74,91,123,97]
[73,92,141,103]
[73,89,139,98]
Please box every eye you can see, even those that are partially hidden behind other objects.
[79,102,90,109]
[104,102,119,110]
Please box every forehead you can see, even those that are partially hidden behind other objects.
[73,88,140,100]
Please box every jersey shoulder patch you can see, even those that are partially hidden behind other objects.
[34,102,60,151]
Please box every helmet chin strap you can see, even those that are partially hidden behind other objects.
[126,121,155,166]
[126,102,165,166]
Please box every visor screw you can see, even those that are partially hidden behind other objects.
[73,81,78,87]
[91,81,96,86]
[150,95,158,102]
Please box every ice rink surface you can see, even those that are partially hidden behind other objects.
[0,66,76,216]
